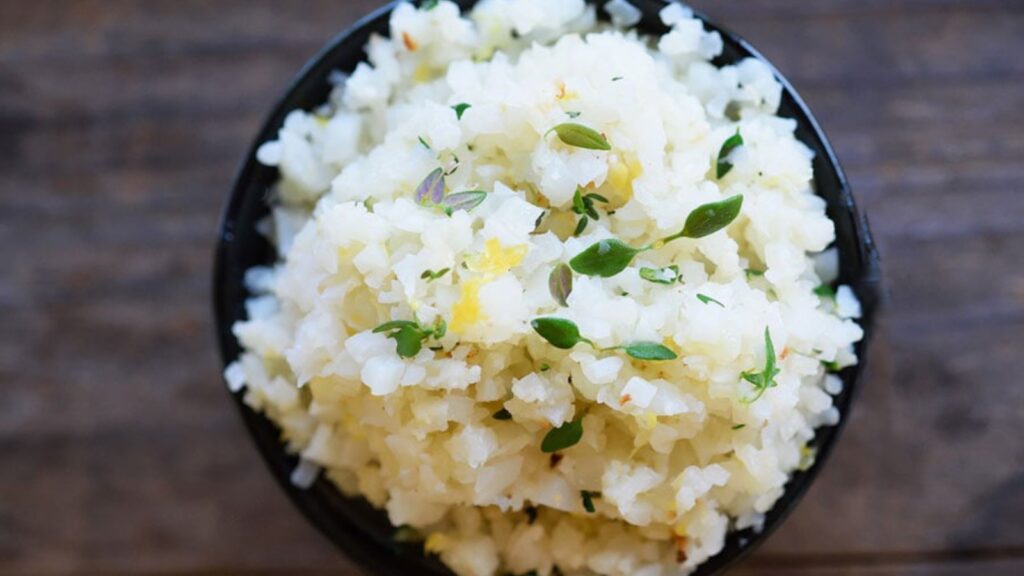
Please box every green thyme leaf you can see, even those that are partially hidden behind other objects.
[548,122,611,151]
[493,408,513,421]
[732,423,746,430]
[391,324,424,358]
[572,187,587,214]
[679,195,744,239]
[531,317,588,349]
[622,342,678,361]
[539,363,551,372]
[822,359,842,372]
[420,267,451,282]
[745,268,765,279]
[814,284,836,300]
[716,129,744,178]
[440,190,487,214]
[611,76,624,82]
[581,490,601,513]
[373,318,445,359]
[573,215,589,237]
[541,417,584,453]
[414,167,445,206]
[548,263,573,307]
[452,102,471,119]
[432,318,447,339]
[566,111,581,119]
[421,0,439,9]
[741,327,780,402]
[418,135,432,150]
[639,265,679,285]
[373,320,420,333]
[570,239,642,277]
[697,293,725,307]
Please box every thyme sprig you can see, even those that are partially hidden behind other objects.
[570,195,744,277]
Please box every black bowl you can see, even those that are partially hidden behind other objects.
[213,1,882,574]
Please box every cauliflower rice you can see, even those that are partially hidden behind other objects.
[226,1,864,574]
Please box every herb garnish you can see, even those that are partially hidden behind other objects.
[493,408,513,421]
[413,168,488,215]
[716,130,744,178]
[571,187,609,236]
[814,284,836,300]
[415,168,446,206]
[373,318,447,358]
[570,195,743,277]
[539,363,551,372]
[440,190,487,215]
[620,342,678,360]
[548,263,573,306]
[745,268,765,279]
[581,490,601,513]
[741,327,780,402]
[822,359,842,372]
[452,102,471,119]
[531,317,592,350]
[421,0,439,9]
[420,267,451,282]
[566,111,582,119]
[611,76,624,82]
[731,423,746,430]
[531,317,677,360]
[697,293,725,307]
[418,135,432,151]
[640,265,680,285]
[541,417,584,453]
[547,122,612,151]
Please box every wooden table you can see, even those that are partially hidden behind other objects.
[2,1,1022,574]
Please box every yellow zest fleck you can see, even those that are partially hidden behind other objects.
[469,238,528,276]
[412,63,433,84]
[450,277,483,333]
[314,115,329,128]
[607,159,630,192]
[402,31,418,52]
[605,152,642,205]
[451,239,528,333]
[424,532,451,554]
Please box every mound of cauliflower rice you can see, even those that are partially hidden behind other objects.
[225,1,864,574]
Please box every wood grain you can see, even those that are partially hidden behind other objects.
[1,0,1023,574]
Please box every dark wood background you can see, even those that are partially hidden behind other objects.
[2,1,1023,574]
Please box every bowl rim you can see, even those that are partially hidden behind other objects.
[213,2,882,575]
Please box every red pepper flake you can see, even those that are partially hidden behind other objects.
[402,31,418,52]
[619,393,632,405]
[674,535,688,563]
[780,346,790,360]
[549,453,564,468]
